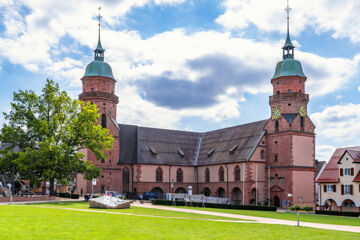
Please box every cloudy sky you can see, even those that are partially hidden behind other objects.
[1,0,360,162]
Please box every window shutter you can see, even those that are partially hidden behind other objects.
[340,168,343,176]
[350,185,353,195]
[341,185,344,195]
[351,168,354,176]
[333,185,336,193]
[323,185,326,192]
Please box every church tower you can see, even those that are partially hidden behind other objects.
[79,8,118,120]
[264,1,316,207]
[77,7,122,195]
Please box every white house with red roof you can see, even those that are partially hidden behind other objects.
[317,146,360,212]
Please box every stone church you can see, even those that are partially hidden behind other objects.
[77,10,316,207]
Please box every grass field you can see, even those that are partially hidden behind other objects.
[29,201,241,221]
[0,203,359,239]
[174,206,360,226]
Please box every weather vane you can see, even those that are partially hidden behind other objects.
[285,0,291,21]
[285,0,291,34]
[97,6,102,27]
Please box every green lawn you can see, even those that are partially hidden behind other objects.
[0,204,359,239]
[28,201,240,221]
[174,206,360,226]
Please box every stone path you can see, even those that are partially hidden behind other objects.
[132,202,360,233]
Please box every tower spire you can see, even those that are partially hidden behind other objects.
[282,0,294,59]
[94,6,105,61]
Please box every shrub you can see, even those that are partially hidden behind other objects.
[151,199,277,211]
[56,192,79,199]
[302,206,313,212]
[290,205,301,211]
[315,210,359,217]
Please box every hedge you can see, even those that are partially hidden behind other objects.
[289,206,313,212]
[151,199,277,211]
[56,192,79,199]
[315,210,359,217]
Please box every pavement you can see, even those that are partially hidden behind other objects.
[132,202,360,233]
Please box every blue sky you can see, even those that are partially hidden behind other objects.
[1,0,360,161]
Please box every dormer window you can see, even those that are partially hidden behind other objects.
[229,144,238,155]
[149,146,157,157]
[208,148,215,157]
[177,148,185,158]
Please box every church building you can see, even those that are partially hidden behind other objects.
[77,6,316,207]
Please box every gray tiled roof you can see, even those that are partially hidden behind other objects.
[197,120,267,165]
[118,119,268,166]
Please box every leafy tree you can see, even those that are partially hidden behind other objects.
[1,79,113,195]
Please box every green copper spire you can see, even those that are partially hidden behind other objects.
[94,6,105,61]
[282,0,294,60]
[272,1,306,80]
[83,7,115,80]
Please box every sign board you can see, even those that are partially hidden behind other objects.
[188,190,192,196]
[188,186,192,189]
[92,179,96,186]
[288,193,293,198]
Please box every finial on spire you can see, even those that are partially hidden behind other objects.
[282,0,294,60]
[285,0,291,37]
[94,6,105,61]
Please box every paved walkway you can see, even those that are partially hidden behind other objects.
[132,202,360,233]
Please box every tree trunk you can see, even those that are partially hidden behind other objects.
[10,167,15,195]
[49,177,55,196]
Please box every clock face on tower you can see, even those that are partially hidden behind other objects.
[272,107,281,119]
[299,106,307,117]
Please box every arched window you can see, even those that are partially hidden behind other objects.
[219,167,224,182]
[275,120,279,132]
[234,166,240,182]
[101,113,107,128]
[300,116,305,132]
[260,149,265,159]
[156,167,163,182]
[176,168,183,183]
[205,168,210,183]
[123,167,130,192]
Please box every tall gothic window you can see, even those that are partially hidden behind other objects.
[300,116,305,132]
[101,113,107,128]
[260,149,265,159]
[123,167,130,192]
[234,166,240,182]
[205,168,210,183]
[219,167,224,182]
[156,167,163,182]
[275,120,279,132]
[176,168,183,183]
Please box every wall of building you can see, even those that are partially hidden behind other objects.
[292,135,314,167]
[292,170,315,207]
[319,152,360,212]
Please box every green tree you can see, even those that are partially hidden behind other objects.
[1,79,113,195]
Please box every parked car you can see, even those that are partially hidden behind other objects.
[104,191,123,198]
[142,192,158,200]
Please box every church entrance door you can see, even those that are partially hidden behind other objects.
[274,196,280,207]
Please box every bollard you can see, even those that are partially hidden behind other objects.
[297,212,300,227]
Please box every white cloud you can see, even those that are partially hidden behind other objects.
[217,0,360,43]
[358,86,360,93]
[311,103,360,141]
[316,145,337,162]
[0,1,359,129]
